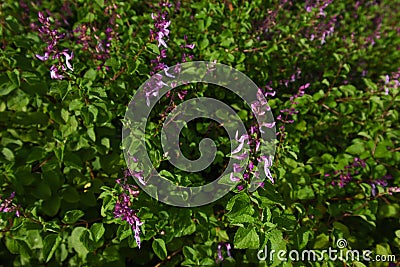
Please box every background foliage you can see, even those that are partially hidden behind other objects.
[0,0,399,266]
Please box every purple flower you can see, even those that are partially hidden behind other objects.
[163,66,175,78]
[216,242,233,263]
[151,9,171,48]
[217,243,224,263]
[237,184,245,191]
[177,90,187,100]
[233,163,243,173]
[114,175,143,248]
[232,152,248,160]
[230,173,241,182]
[50,65,64,80]
[249,161,255,171]
[35,12,73,79]
[388,187,400,195]
[36,52,50,61]
[0,192,20,217]
[226,243,232,257]
[124,169,146,186]
[61,50,74,71]
[231,131,249,155]
[259,155,274,184]
[259,121,276,133]
[143,73,168,106]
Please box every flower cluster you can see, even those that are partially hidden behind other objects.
[305,0,333,16]
[0,192,20,217]
[304,0,337,44]
[114,174,143,248]
[382,68,400,95]
[230,129,275,191]
[216,242,232,263]
[35,11,74,80]
[278,68,302,88]
[179,35,195,63]
[276,83,309,137]
[73,2,119,70]
[150,0,171,75]
[326,157,366,187]
[387,187,400,195]
[252,0,290,41]
[18,0,30,22]
[369,174,392,197]
[364,15,382,47]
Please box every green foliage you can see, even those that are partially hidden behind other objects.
[0,0,399,266]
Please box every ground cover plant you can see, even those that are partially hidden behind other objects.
[0,0,399,266]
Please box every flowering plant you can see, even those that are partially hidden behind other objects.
[0,0,399,266]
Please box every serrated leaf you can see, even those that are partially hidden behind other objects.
[234,226,259,249]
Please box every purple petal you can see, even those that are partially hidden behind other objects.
[230,173,241,182]
[36,52,49,61]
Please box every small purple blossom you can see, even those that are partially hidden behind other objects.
[231,131,249,155]
[328,157,366,187]
[123,169,147,187]
[50,65,64,80]
[143,73,169,107]
[370,174,392,196]
[258,155,274,184]
[388,187,400,195]
[216,242,232,263]
[35,12,73,79]
[150,4,171,49]
[114,174,143,248]
[237,184,245,191]
[0,192,20,217]
[381,68,400,95]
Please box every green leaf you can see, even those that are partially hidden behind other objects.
[42,195,61,216]
[345,143,365,155]
[378,204,400,218]
[152,238,168,260]
[5,238,31,257]
[2,147,14,161]
[296,186,315,200]
[234,226,259,249]
[43,234,62,263]
[90,223,105,242]
[87,126,96,142]
[84,69,97,81]
[374,144,389,158]
[226,193,254,219]
[313,233,329,249]
[396,230,400,239]
[62,210,85,224]
[147,43,160,54]
[26,230,43,249]
[183,246,199,261]
[62,186,80,203]
[266,229,286,266]
[69,227,89,258]
[80,229,98,252]
[32,182,52,200]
